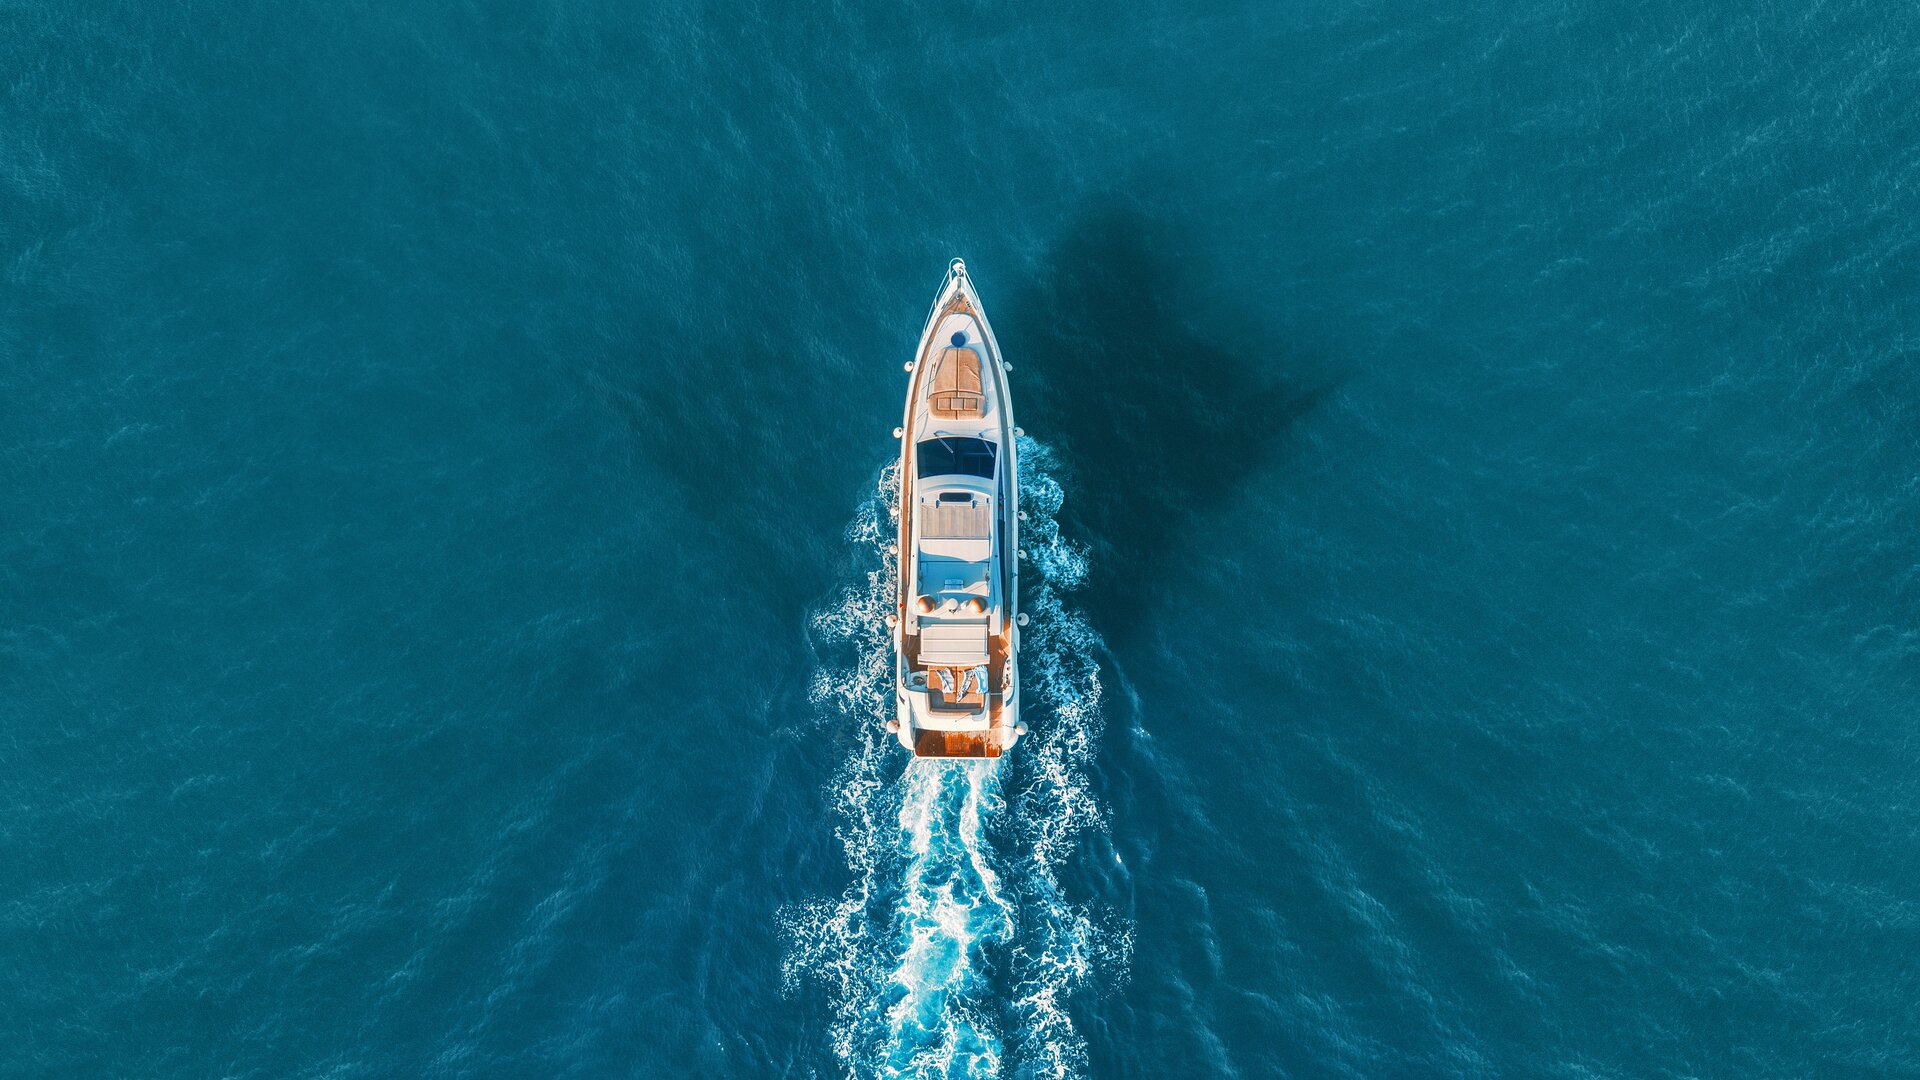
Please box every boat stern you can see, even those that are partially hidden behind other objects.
[893,679,1021,759]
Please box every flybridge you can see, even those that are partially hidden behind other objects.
[887,261,1025,759]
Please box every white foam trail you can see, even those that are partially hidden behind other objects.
[783,442,1128,1079]
[1001,438,1130,1080]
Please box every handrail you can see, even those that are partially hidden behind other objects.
[920,259,969,336]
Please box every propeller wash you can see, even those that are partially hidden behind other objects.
[783,438,1130,1080]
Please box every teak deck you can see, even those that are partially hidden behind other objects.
[929,347,985,419]
[914,728,1004,759]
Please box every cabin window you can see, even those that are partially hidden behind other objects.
[916,437,997,479]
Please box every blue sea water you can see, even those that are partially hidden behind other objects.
[5,0,1918,1076]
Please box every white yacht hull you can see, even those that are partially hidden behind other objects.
[890,261,1022,759]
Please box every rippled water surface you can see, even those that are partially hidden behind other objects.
[5,0,1918,1076]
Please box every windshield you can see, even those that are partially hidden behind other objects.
[916,437,997,479]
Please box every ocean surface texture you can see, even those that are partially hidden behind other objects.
[6,1,1917,1077]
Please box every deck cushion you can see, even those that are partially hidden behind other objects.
[919,621,990,665]
[929,347,985,418]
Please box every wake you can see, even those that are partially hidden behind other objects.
[783,438,1129,1080]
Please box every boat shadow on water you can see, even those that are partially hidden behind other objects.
[1002,204,1341,640]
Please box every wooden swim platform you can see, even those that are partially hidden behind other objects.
[913,728,1004,758]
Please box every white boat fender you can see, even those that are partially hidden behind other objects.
[1016,612,1029,627]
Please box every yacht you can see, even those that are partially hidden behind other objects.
[887,260,1025,758]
